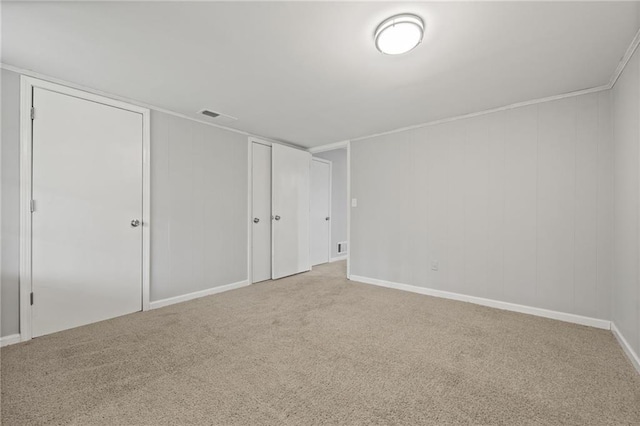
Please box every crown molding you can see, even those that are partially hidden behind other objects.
[0,62,305,149]
[349,84,610,143]
[609,26,640,88]
[344,25,640,144]
[6,25,640,148]
[309,140,349,154]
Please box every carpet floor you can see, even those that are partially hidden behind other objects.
[2,261,640,425]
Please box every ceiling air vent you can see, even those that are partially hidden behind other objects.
[200,110,220,118]
[198,109,238,125]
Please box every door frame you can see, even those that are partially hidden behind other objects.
[308,140,350,278]
[311,157,332,265]
[247,137,273,285]
[19,76,151,342]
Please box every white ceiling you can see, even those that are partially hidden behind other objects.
[2,1,639,148]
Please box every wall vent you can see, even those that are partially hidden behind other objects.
[337,241,348,254]
[198,109,238,125]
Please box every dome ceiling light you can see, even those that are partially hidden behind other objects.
[374,14,425,55]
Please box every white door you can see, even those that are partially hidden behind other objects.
[271,144,311,279]
[252,142,272,283]
[310,159,331,266]
[31,87,143,337]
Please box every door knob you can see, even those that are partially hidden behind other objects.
[131,219,141,227]
[253,218,260,223]
[325,217,330,221]
[274,215,281,221]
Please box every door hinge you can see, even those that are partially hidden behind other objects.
[30,199,35,213]
[30,107,35,120]
[30,292,34,306]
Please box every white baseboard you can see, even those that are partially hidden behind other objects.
[0,334,22,347]
[150,280,249,310]
[611,322,640,374]
[330,255,348,263]
[349,275,611,330]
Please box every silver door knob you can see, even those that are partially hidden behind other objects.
[253,218,260,223]
[325,217,330,221]
[131,219,140,227]
[274,215,281,221]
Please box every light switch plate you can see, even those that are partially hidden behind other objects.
[351,198,358,207]
[431,260,439,271]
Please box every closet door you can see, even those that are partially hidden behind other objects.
[271,144,311,279]
[310,159,331,266]
[31,87,143,337]
[251,142,272,283]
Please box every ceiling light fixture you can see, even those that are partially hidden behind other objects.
[374,14,424,55]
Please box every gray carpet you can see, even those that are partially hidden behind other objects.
[1,261,639,425]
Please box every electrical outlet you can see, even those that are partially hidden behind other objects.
[351,198,358,207]
[431,260,439,271]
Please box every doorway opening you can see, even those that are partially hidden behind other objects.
[311,148,348,266]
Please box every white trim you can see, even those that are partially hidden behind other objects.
[150,280,249,310]
[349,85,610,143]
[311,157,332,165]
[610,27,640,88]
[5,25,640,152]
[330,255,347,263]
[637,22,640,378]
[344,26,640,145]
[247,138,253,286]
[326,156,332,266]
[346,140,351,279]
[250,137,273,147]
[0,334,22,348]
[142,108,151,311]
[308,140,349,154]
[349,275,611,330]
[611,322,640,375]
[0,63,299,149]
[19,76,33,342]
[19,76,151,341]
[311,157,333,264]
